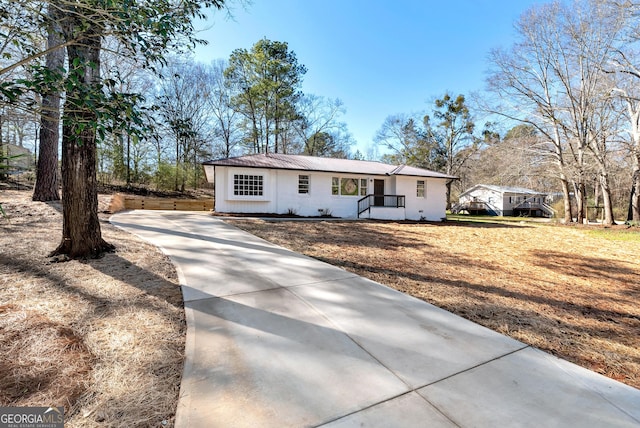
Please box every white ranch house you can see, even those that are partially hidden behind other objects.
[203,153,456,221]
[454,184,554,217]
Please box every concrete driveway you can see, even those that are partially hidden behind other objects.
[110,210,640,428]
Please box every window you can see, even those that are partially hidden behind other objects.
[332,177,339,195]
[298,175,310,194]
[233,174,263,196]
[416,180,425,198]
[341,178,359,195]
[360,179,368,196]
[332,176,365,196]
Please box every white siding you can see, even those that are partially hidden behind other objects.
[212,166,448,220]
[395,176,447,221]
[214,166,276,213]
[361,207,405,220]
[459,187,504,215]
[274,170,365,218]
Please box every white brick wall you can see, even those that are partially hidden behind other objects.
[211,166,448,220]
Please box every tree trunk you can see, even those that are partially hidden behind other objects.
[593,177,600,211]
[572,178,586,224]
[0,115,5,181]
[174,138,180,191]
[32,15,63,202]
[600,171,615,226]
[629,156,640,223]
[155,138,162,190]
[126,133,131,186]
[113,133,126,180]
[560,175,572,224]
[627,164,640,225]
[51,26,113,258]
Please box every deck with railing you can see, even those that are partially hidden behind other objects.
[513,200,556,217]
[451,201,493,215]
[452,198,555,217]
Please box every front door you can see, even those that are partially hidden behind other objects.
[374,179,385,206]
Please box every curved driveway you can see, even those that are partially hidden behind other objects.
[111,210,640,428]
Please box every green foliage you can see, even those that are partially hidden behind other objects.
[375,114,446,171]
[585,228,640,242]
[0,153,26,171]
[2,0,227,143]
[504,124,537,140]
[155,161,178,191]
[225,38,307,153]
[427,93,476,175]
[304,131,349,158]
[351,150,365,160]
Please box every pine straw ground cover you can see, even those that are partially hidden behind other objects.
[229,218,640,390]
[0,188,185,427]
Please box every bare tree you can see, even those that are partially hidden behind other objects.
[466,125,554,190]
[487,2,581,223]
[555,0,625,224]
[205,59,242,158]
[375,113,443,168]
[606,2,640,222]
[294,94,348,156]
[156,59,215,190]
[487,0,631,224]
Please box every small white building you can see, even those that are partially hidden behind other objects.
[455,184,553,217]
[2,143,34,172]
[203,153,456,221]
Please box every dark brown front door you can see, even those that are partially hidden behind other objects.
[374,179,384,206]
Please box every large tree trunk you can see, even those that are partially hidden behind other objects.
[52,25,113,258]
[559,176,572,224]
[32,15,63,202]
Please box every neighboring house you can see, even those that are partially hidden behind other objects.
[1,143,34,172]
[202,153,456,221]
[455,184,554,217]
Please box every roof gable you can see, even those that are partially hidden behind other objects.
[203,153,456,179]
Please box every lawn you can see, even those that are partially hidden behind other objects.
[229,217,640,390]
[0,188,185,427]
[2,184,637,425]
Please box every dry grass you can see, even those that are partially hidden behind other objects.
[0,187,185,427]
[229,218,640,390]
[3,180,637,426]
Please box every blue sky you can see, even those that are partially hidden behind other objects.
[193,0,543,155]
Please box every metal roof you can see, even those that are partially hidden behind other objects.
[203,153,456,179]
[460,184,547,197]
